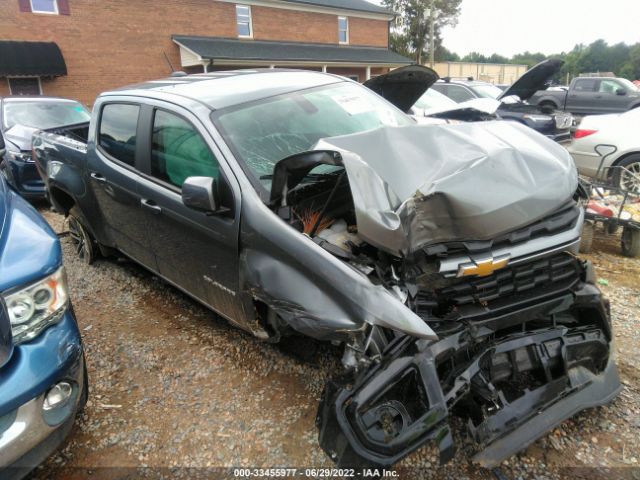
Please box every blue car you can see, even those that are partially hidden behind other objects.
[0,159,87,479]
[0,97,90,200]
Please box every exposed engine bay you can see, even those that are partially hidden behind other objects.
[263,121,621,468]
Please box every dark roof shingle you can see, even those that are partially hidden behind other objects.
[279,0,392,15]
[173,35,412,66]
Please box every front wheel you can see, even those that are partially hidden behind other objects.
[579,220,595,254]
[68,206,96,265]
[621,226,640,258]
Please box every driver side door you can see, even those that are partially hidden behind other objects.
[135,103,246,326]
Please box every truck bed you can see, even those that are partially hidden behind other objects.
[32,122,89,185]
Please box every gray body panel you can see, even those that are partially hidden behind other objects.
[316,121,577,256]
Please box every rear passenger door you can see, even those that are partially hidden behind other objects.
[135,103,245,324]
[87,101,157,269]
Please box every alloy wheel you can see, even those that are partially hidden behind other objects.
[620,161,640,193]
[68,215,94,264]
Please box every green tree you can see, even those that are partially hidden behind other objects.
[383,0,463,64]
[619,44,640,80]
[461,51,489,63]
[435,44,460,62]
[511,51,547,68]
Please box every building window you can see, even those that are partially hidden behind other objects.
[338,16,348,44]
[7,77,42,95]
[236,5,252,38]
[30,0,58,14]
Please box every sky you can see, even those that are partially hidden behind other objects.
[377,0,640,57]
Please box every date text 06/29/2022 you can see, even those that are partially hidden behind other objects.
[233,468,399,477]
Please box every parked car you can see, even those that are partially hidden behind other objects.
[431,60,574,142]
[0,141,87,480]
[364,65,504,124]
[33,70,620,469]
[568,107,640,191]
[530,76,640,115]
[0,97,90,200]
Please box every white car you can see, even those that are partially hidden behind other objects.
[567,108,640,191]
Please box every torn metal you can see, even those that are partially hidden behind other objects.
[317,261,621,468]
[275,121,578,257]
[247,120,619,468]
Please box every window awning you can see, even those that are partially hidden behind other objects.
[0,41,67,77]
[172,35,413,68]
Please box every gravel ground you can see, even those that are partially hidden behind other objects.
[30,209,640,480]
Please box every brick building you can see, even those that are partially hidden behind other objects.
[0,0,411,105]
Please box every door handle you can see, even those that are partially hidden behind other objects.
[90,172,106,183]
[140,198,162,214]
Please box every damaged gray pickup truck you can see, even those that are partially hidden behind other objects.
[32,69,621,468]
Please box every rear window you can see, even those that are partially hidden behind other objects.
[573,79,597,92]
[98,104,140,166]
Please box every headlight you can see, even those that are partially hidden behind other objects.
[3,267,69,344]
[523,114,553,122]
[6,150,33,163]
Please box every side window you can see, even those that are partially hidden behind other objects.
[446,85,475,102]
[151,110,220,189]
[98,104,140,166]
[598,79,620,94]
[573,79,597,92]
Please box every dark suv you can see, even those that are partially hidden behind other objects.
[432,60,574,142]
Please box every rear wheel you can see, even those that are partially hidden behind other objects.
[579,220,595,254]
[621,226,640,257]
[68,206,96,265]
[612,154,640,192]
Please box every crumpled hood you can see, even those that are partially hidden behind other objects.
[315,121,577,256]
[3,124,39,151]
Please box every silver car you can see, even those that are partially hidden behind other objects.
[568,108,640,191]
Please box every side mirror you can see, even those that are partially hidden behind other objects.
[616,88,627,96]
[182,176,218,213]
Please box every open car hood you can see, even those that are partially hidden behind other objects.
[363,65,438,113]
[271,121,577,257]
[499,59,564,102]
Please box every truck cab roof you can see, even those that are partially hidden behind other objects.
[107,69,345,111]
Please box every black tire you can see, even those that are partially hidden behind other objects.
[621,226,640,258]
[539,101,557,113]
[612,154,640,192]
[580,220,595,254]
[68,206,96,265]
[606,220,620,235]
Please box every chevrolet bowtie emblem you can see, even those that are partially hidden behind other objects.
[457,254,511,278]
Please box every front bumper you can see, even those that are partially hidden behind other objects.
[0,310,87,480]
[317,279,621,468]
[1,156,45,200]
